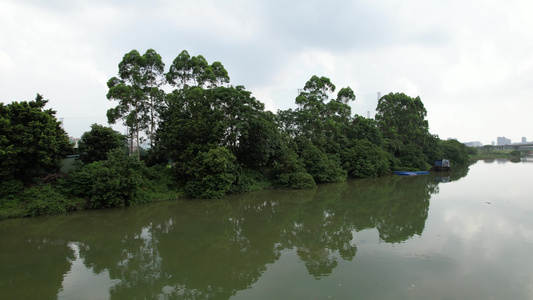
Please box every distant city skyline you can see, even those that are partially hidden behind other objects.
[461,136,530,147]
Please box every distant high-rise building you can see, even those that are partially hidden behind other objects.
[464,141,483,147]
[497,137,511,145]
[522,137,527,143]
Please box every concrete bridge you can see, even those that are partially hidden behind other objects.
[492,143,533,150]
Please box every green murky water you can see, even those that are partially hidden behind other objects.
[1,158,532,299]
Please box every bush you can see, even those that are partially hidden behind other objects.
[0,94,72,183]
[274,171,316,189]
[0,180,24,200]
[136,165,182,202]
[0,180,25,218]
[78,124,126,164]
[0,183,85,219]
[185,172,235,199]
[301,144,346,183]
[182,146,237,199]
[91,149,143,207]
[64,161,104,197]
[64,149,144,208]
[272,146,316,189]
[398,143,430,171]
[24,184,82,216]
[341,139,390,178]
[143,146,169,167]
[466,146,478,156]
[510,150,521,157]
[229,168,271,194]
[440,139,469,166]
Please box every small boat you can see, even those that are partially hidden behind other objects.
[393,171,430,176]
[433,159,451,171]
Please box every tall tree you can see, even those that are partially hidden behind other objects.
[210,61,230,87]
[167,50,230,89]
[107,49,165,158]
[0,94,71,183]
[212,85,278,168]
[157,82,281,197]
[375,92,433,169]
[277,76,356,183]
[375,92,429,151]
[157,86,231,198]
[288,76,355,149]
[141,49,165,148]
[295,75,336,136]
[107,50,146,161]
[158,85,278,174]
[166,50,194,88]
[346,116,384,147]
[190,55,210,87]
[158,87,226,178]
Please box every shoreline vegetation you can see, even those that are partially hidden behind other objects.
[0,48,498,219]
[469,149,526,161]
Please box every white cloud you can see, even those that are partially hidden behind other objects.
[392,77,420,97]
[157,0,259,41]
[0,0,531,143]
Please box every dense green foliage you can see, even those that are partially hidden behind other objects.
[182,146,237,199]
[158,63,278,198]
[0,151,180,218]
[277,76,357,186]
[300,142,346,183]
[106,49,166,158]
[78,124,126,164]
[375,92,442,170]
[85,149,143,208]
[271,145,317,189]
[0,182,85,219]
[439,139,470,166]
[0,94,71,183]
[1,49,476,218]
[65,149,179,208]
[341,139,390,178]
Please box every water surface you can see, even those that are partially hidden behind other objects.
[1,158,532,299]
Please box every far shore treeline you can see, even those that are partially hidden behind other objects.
[0,49,474,218]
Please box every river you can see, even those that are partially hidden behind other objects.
[1,157,532,299]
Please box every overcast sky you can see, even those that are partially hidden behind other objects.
[1,0,532,145]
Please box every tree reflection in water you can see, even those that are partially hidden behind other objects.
[0,170,469,299]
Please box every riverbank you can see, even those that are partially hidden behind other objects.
[469,149,524,161]
[0,184,183,220]
[0,164,184,219]
[1,147,475,220]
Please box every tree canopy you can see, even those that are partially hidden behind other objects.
[106,49,166,158]
[158,84,280,198]
[166,50,230,89]
[375,92,438,170]
[1,48,473,205]
[78,124,126,164]
[0,94,71,183]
